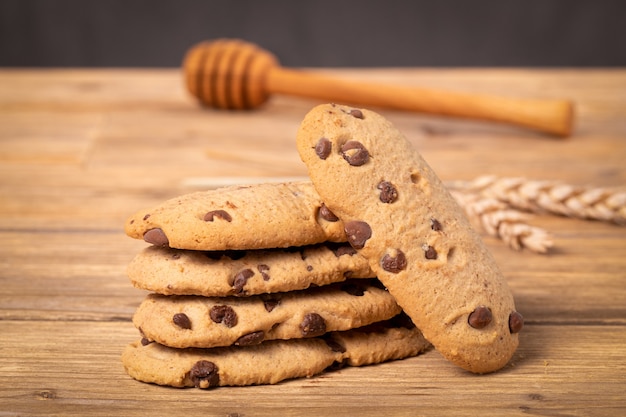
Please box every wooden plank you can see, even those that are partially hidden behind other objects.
[1,69,625,416]
[0,322,624,416]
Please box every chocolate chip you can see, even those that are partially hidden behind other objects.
[341,141,369,166]
[231,268,255,294]
[143,228,169,247]
[263,298,280,312]
[326,242,357,257]
[189,360,219,389]
[300,313,327,337]
[377,181,398,203]
[173,313,192,330]
[324,337,347,353]
[431,218,442,231]
[306,265,313,272]
[424,245,438,260]
[140,337,152,346]
[142,214,151,221]
[341,282,365,296]
[349,109,364,119]
[315,137,332,160]
[509,311,524,334]
[319,203,339,222]
[257,264,270,281]
[381,249,407,273]
[209,305,238,327]
[235,331,265,346]
[344,220,372,249]
[468,306,493,329]
[336,245,357,257]
[204,210,232,222]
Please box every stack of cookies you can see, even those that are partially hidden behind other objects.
[122,104,524,389]
[122,181,431,389]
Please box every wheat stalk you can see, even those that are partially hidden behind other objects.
[449,176,626,225]
[450,190,554,254]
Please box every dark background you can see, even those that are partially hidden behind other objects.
[1,0,625,68]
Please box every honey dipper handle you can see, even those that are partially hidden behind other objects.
[267,67,574,137]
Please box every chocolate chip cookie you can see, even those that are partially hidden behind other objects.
[127,243,374,297]
[125,181,346,251]
[296,103,523,374]
[134,279,402,349]
[122,316,430,388]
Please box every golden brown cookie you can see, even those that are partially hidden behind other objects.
[127,243,374,297]
[134,280,401,349]
[124,181,346,251]
[296,103,523,374]
[122,316,430,389]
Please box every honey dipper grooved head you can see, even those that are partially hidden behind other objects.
[183,39,278,110]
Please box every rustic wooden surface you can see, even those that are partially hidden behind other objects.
[0,68,625,416]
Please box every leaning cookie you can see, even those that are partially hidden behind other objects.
[134,279,401,349]
[127,242,375,297]
[296,104,523,374]
[125,181,346,251]
[122,316,430,389]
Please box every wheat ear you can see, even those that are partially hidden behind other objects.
[451,190,554,253]
[450,176,626,225]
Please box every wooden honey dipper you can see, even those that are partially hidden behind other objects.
[183,39,574,137]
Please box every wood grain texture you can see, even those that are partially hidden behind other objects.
[0,68,625,416]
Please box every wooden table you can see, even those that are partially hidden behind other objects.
[1,68,625,416]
